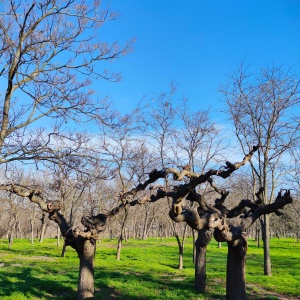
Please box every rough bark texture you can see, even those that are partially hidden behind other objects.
[195,228,212,292]
[226,237,247,300]
[76,239,96,300]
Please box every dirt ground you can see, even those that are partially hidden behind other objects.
[247,283,299,300]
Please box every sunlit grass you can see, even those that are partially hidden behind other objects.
[0,237,299,299]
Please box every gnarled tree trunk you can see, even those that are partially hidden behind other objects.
[226,237,247,300]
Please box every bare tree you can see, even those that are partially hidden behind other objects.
[174,100,226,262]
[175,100,225,172]
[137,84,178,168]
[101,120,139,260]
[0,0,133,168]
[107,145,292,300]
[0,1,132,299]
[220,63,300,275]
[137,85,193,268]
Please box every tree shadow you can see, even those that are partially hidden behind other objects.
[94,268,226,300]
[0,265,76,299]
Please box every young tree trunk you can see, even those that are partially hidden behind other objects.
[39,213,47,243]
[8,223,15,249]
[30,222,34,245]
[76,239,96,300]
[257,228,260,248]
[194,228,212,292]
[7,217,15,249]
[61,242,67,257]
[142,207,149,240]
[116,208,128,260]
[262,214,272,275]
[174,232,184,270]
[192,229,196,263]
[226,237,247,300]
[145,217,155,240]
[56,226,61,247]
[116,230,123,260]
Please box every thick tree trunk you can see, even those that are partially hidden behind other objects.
[262,214,272,275]
[194,229,212,292]
[226,237,247,300]
[76,239,96,300]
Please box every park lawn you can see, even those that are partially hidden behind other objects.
[0,238,299,300]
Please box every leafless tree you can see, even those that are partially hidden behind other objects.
[105,145,292,300]
[0,0,132,299]
[220,63,300,276]
[174,99,226,261]
[0,0,133,168]
[175,99,226,172]
[137,85,199,269]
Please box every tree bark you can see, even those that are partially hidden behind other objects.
[8,221,15,250]
[76,239,96,300]
[174,232,184,270]
[192,229,196,263]
[56,226,61,247]
[194,228,212,292]
[30,218,35,245]
[116,208,128,260]
[39,214,47,243]
[142,206,149,240]
[262,214,272,275]
[226,237,247,300]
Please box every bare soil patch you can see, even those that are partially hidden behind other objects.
[247,283,298,300]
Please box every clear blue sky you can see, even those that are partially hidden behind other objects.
[98,0,300,123]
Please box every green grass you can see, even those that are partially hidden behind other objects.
[0,238,299,299]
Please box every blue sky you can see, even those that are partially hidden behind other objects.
[97,0,300,123]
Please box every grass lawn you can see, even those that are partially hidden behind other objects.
[0,237,299,299]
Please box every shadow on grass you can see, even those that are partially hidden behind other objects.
[94,268,226,300]
[0,263,278,300]
[0,266,76,299]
